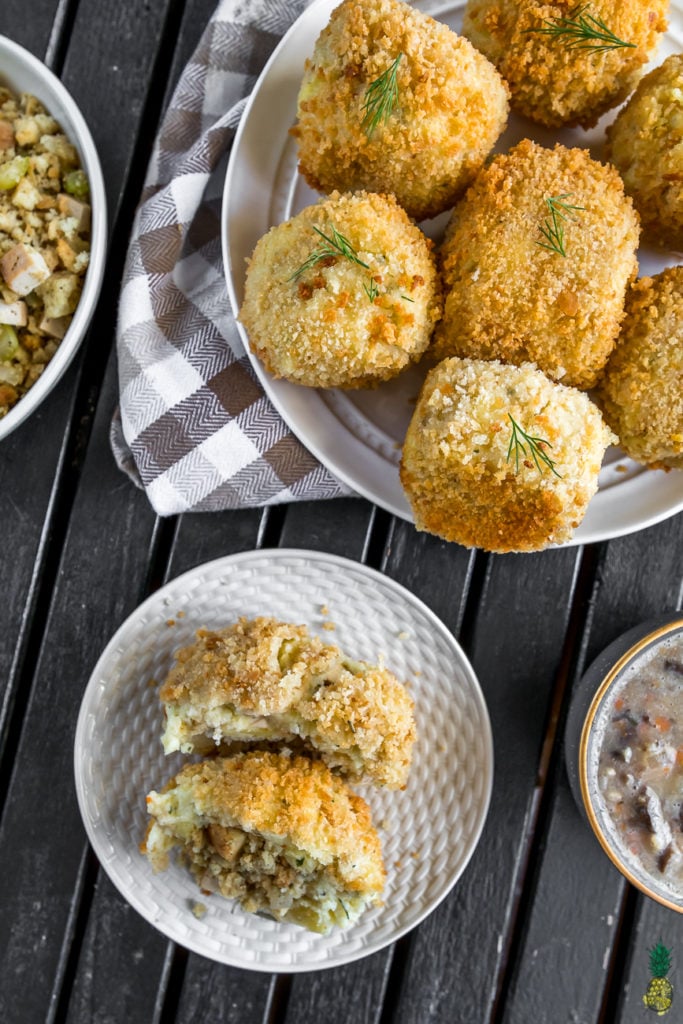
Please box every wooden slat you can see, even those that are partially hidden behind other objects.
[382,546,581,1024]
[0,0,191,1011]
[0,353,159,1024]
[0,0,64,57]
[500,516,683,1024]
[0,0,181,765]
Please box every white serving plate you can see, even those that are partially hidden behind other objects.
[0,35,107,441]
[74,549,493,971]
[223,0,683,546]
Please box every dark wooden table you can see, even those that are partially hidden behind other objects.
[1,2,683,1022]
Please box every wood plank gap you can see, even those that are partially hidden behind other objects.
[155,944,189,1024]
[144,514,179,590]
[47,846,100,1024]
[44,0,82,72]
[362,506,393,569]
[487,542,604,1024]
[258,504,288,549]
[264,974,293,1024]
[456,550,491,649]
[376,935,414,1024]
[597,887,640,1024]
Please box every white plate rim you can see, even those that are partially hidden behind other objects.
[222,0,683,548]
[73,547,494,972]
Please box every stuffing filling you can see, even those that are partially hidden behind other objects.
[0,88,91,417]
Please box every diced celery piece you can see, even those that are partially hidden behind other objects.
[63,169,89,198]
[0,156,29,191]
[0,324,18,361]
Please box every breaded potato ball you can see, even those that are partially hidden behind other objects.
[464,0,668,128]
[292,0,509,222]
[598,268,683,469]
[239,191,441,389]
[143,751,385,933]
[606,55,683,249]
[400,358,616,552]
[159,616,416,790]
[433,140,640,390]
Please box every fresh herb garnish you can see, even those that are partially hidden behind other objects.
[506,414,561,478]
[362,53,402,137]
[525,5,635,53]
[536,193,584,257]
[363,279,380,302]
[289,224,370,281]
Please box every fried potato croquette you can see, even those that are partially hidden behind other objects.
[239,191,441,389]
[433,140,640,390]
[606,55,683,250]
[159,616,416,790]
[143,751,385,933]
[598,268,683,470]
[292,0,509,222]
[400,358,616,553]
[464,0,668,128]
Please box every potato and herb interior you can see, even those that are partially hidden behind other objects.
[160,616,416,790]
[0,88,91,417]
[143,752,386,933]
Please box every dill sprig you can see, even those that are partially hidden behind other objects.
[362,53,402,137]
[536,193,584,257]
[289,224,370,281]
[526,5,636,53]
[363,279,380,302]
[507,414,562,478]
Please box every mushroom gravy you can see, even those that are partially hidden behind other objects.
[595,634,683,899]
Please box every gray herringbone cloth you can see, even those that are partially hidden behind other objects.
[111,0,351,515]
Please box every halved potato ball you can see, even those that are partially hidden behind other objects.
[464,0,668,128]
[400,358,616,553]
[606,55,683,250]
[143,751,385,933]
[598,268,683,470]
[433,140,640,390]
[159,616,416,790]
[239,191,441,388]
[292,0,509,222]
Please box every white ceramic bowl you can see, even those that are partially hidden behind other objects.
[0,35,107,441]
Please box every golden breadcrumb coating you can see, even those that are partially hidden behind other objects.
[433,140,640,390]
[598,268,683,470]
[400,358,616,553]
[143,751,385,933]
[239,191,441,389]
[292,0,509,222]
[160,616,416,790]
[606,55,683,249]
[464,0,668,128]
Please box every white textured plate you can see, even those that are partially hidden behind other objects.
[223,0,683,545]
[74,549,493,971]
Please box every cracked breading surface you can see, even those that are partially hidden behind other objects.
[598,268,683,470]
[292,0,509,221]
[143,751,385,933]
[160,617,416,790]
[400,358,616,553]
[432,140,640,391]
[464,0,667,128]
[239,190,441,389]
[606,55,683,250]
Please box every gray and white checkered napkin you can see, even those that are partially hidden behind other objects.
[111,0,351,515]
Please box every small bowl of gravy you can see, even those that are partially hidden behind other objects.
[566,613,683,912]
